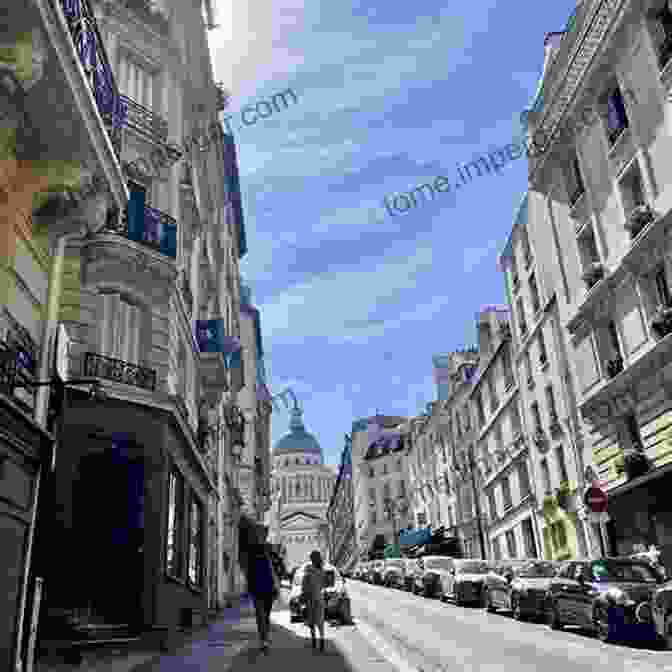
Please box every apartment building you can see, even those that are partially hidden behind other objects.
[326,432,356,571]
[351,414,409,559]
[469,307,540,562]
[436,349,485,558]
[522,1,672,571]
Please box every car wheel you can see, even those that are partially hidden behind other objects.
[548,601,563,630]
[594,605,618,644]
[512,596,526,621]
[485,591,496,613]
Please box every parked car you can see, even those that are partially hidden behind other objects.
[368,559,385,585]
[546,557,664,643]
[404,559,421,591]
[441,558,492,606]
[485,560,558,620]
[419,555,455,598]
[289,562,353,625]
[382,559,406,589]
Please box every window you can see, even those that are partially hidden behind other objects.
[495,425,504,458]
[505,529,517,558]
[398,480,405,498]
[370,510,377,525]
[492,536,502,561]
[524,352,533,385]
[620,159,646,215]
[540,458,552,495]
[166,470,184,576]
[625,413,642,448]
[368,488,376,508]
[502,476,513,511]
[396,457,402,472]
[521,518,537,558]
[502,346,514,389]
[518,461,530,498]
[368,465,374,478]
[463,405,471,431]
[417,512,427,526]
[476,392,486,426]
[654,265,672,308]
[487,376,498,413]
[517,297,527,336]
[529,273,541,314]
[382,463,388,475]
[510,404,522,437]
[555,445,569,483]
[488,490,497,521]
[188,496,204,585]
[531,401,542,432]
[538,331,548,367]
[101,293,143,365]
[545,385,558,423]
[604,321,623,369]
[606,85,629,146]
[455,411,462,437]
[653,4,672,69]
[118,53,155,110]
[564,152,585,207]
[521,229,533,268]
[383,482,391,502]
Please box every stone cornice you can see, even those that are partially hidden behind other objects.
[529,0,629,188]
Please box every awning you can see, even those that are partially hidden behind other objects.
[399,527,432,547]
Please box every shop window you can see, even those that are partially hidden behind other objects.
[505,529,517,558]
[166,469,184,577]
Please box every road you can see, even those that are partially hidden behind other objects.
[272,580,672,672]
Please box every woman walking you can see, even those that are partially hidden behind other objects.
[243,523,280,652]
[301,550,327,651]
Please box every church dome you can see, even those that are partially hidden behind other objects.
[273,407,322,456]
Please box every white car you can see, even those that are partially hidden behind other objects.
[441,558,492,606]
[288,562,353,625]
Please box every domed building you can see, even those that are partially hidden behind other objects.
[266,406,336,572]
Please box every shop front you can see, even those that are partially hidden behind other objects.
[605,464,672,575]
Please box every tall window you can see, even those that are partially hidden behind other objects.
[476,392,486,427]
[368,465,375,477]
[564,152,585,207]
[188,497,204,585]
[488,490,497,521]
[505,529,517,558]
[502,345,514,389]
[653,4,672,69]
[538,330,548,366]
[524,352,533,384]
[101,293,143,364]
[518,461,530,498]
[487,376,498,413]
[396,457,402,472]
[625,413,642,448]
[119,53,155,109]
[529,273,541,314]
[531,401,542,431]
[654,265,672,308]
[606,85,629,146]
[166,470,184,576]
[382,462,388,475]
[398,480,405,498]
[383,482,391,503]
[502,476,513,510]
[555,445,569,483]
[545,385,558,423]
[510,404,522,437]
[522,518,537,558]
[521,229,533,268]
[492,536,502,561]
[517,297,527,335]
[368,487,376,509]
[608,320,622,359]
[540,458,552,494]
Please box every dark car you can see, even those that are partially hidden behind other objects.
[382,559,406,589]
[442,558,491,606]
[486,560,558,620]
[546,557,665,643]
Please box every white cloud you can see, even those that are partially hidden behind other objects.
[259,243,435,347]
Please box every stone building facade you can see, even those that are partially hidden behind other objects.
[326,432,355,571]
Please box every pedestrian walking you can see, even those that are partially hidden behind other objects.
[301,550,327,652]
[243,523,280,652]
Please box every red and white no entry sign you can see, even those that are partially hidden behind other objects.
[584,484,608,513]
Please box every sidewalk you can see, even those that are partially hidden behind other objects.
[130,591,359,672]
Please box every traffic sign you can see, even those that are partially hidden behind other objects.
[584,484,608,513]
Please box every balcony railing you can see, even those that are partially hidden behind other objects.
[84,352,157,391]
[119,94,168,144]
[59,0,127,158]
[102,204,177,258]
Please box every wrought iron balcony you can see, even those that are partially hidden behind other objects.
[102,204,177,258]
[119,94,168,144]
[58,0,127,158]
[84,352,157,391]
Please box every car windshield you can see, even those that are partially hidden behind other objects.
[591,561,658,582]
[517,562,557,578]
[425,558,453,571]
[457,561,490,574]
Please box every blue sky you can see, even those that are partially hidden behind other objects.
[208,0,576,467]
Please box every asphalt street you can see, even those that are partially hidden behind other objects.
[332,581,672,672]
